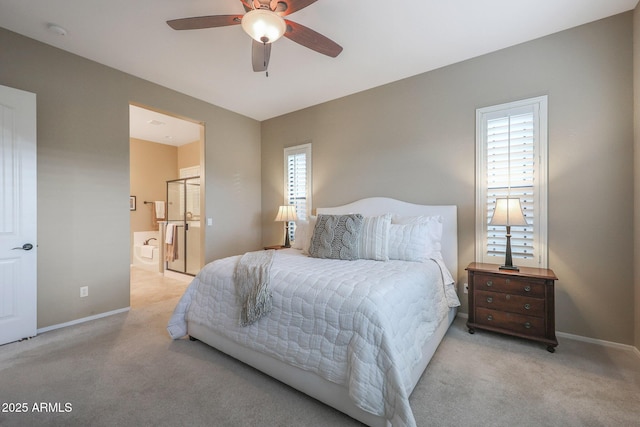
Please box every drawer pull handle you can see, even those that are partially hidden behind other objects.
[486,280,493,287]
[486,297,493,303]
[487,315,493,321]
[524,303,531,310]
[524,285,531,292]
[524,322,532,329]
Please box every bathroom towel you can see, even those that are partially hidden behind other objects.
[165,223,179,262]
[165,223,174,244]
[151,201,165,230]
[140,245,155,259]
[155,201,165,219]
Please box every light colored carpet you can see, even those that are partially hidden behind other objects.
[0,267,639,426]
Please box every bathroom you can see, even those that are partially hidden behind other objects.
[129,104,204,280]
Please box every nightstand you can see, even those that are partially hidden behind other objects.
[466,262,558,353]
[263,245,286,250]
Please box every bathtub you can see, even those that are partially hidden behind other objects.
[132,231,161,273]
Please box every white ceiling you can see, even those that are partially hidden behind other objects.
[0,0,637,128]
[129,105,202,146]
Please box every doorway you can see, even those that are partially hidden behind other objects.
[129,104,205,291]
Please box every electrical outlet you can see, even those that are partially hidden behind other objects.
[80,286,88,298]
[463,283,468,294]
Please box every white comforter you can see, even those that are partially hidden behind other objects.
[168,249,460,427]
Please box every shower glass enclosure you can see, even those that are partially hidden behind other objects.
[166,176,201,276]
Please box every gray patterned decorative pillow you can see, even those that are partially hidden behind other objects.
[308,214,364,260]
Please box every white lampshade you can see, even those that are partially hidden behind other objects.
[274,205,298,222]
[241,9,286,43]
[489,198,528,227]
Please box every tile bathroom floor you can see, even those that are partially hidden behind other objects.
[130,266,191,309]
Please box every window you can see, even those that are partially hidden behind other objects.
[475,96,548,268]
[284,143,312,241]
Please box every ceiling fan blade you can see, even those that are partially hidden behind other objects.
[252,40,272,72]
[239,0,253,12]
[284,20,342,57]
[167,15,242,30]
[272,0,318,16]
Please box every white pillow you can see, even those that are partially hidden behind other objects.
[357,214,391,261]
[388,223,429,262]
[292,216,317,254]
[291,220,308,250]
[392,214,441,226]
[388,215,443,262]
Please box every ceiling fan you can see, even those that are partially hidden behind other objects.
[167,0,343,73]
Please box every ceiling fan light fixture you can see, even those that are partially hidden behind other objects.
[241,9,286,43]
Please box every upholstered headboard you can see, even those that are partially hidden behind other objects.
[316,197,458,279]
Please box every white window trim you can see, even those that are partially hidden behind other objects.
[475,96,549,268]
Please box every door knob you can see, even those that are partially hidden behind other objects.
[12,243,33,251]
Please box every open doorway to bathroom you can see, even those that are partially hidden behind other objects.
[129,104,205,306]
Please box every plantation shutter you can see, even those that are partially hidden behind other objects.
[486,109,535,260]
[284,143,312,241]
[476,96,548,268]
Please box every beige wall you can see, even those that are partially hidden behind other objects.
[262,13,635,344]
[634,4,640,350]
[178,140,201,171]
[130,138,202,236]
[130,138,178,234]
[0,27,261,329]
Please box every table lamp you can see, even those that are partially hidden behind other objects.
[489,197,528,271]
[274,205,298,248]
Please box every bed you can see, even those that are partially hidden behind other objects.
[167,197,459,427]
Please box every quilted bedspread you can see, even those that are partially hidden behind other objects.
[168,249,460,427]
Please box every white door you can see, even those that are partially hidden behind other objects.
[0,84,37,345]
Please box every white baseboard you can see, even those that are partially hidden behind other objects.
[37,307,130,334]
[556,330,640,359]
[455,312,639,359]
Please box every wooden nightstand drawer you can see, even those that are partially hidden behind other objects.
[474,273,544,298]
[466,262,558,352]
[475,307,545,337]
[475,290,544,317]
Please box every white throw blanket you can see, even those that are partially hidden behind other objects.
[234,250,275,326]
[168,250,460,427]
